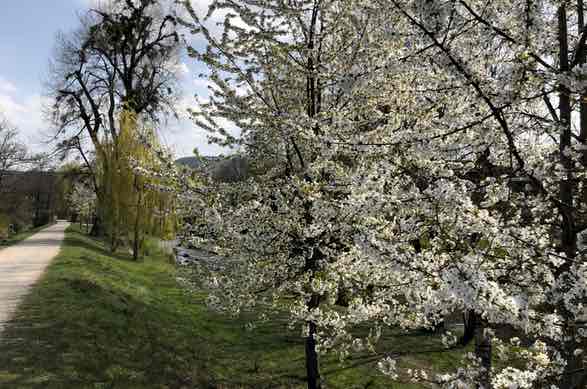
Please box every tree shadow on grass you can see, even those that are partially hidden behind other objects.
[0,277,211,388]
[0,232,307,388]
[0,230,456,389]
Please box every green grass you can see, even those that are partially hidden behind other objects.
[0,223,54,248]
[0,227,465,388]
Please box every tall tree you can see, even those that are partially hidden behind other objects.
[182,0,587,388]
[180,2,427,388]
[47,0,180,235]
[341,0,587,387]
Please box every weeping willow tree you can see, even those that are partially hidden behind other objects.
[99,109,177,259]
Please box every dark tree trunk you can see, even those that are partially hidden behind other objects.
[90,192,104,236]
[475,323,492,389]
[89,214,104,237]
[560,324,585,389]
[558,4,575,267]
[90,192,107,237]
[578,0,587,167]
[132,229,140,261]
[305,320,321,389]
[458,311,492,387]
[555,4,587,387]
[459,310,477,346]
[132,175,142,261]
[132,209,141,261]
[302,4,323,389]
[558,6,585,388]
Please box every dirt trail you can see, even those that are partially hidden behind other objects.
[0,221,69,331]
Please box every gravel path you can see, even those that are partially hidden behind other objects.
[0,221,69,332]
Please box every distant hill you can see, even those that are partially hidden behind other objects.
[175,156,221,169]
[175,155,249,182]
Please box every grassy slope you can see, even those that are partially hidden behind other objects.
[0,227,464,389]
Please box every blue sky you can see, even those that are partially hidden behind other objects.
[0,0,229,158]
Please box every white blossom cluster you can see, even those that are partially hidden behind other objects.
[68,182,96,221]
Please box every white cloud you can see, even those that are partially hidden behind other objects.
[0,94,23,118]
[0,81,229,158]
[193,78,211,89]
[164,60,191,79]
[176,62,190,76]
[161,117,233,157]
[0,90,51,153]
[159,89,241,157]
[0,77,17,94]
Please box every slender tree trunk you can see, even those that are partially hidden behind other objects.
[559,4,575,264]
[557,6,585,388]
[460,310,477,345]
[459,311,492,387]
[475,323,492,389]
[578,0,587,168]
[132,217,140,260]
[89,214,103,236]
[90,195,106,237]
[132,226,140,260]
[132,175,142,261]
[302,5,322,389]
[305,320,321,389]
[91,153,109,238]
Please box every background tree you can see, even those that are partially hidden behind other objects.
[100,109,177,259]
[68,181,96,233]
[46,0,180,236]
[0,115,55,235]
[0,114,29,191]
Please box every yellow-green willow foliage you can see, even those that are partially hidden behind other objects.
[99,109,177,259]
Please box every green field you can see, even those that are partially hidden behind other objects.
[0,227,465,388]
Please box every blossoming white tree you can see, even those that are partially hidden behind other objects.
[68,181,96,233]
[179,1,431,388]
[349,1,587,387]
[181,0,587,388]
[313,0,587,387]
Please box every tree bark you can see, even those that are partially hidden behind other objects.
[132,174,142,261]
[460,310,477,346]
[305,320,321,389]
[578,0,587,165]
[89,206,105,237]
[559,3,575,262]
[557,6,585,388]
[90,190,106,237]
[475,323,492,389]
